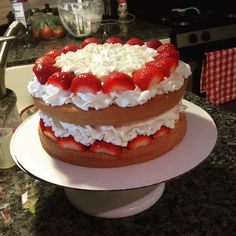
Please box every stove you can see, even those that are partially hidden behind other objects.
[160,8,236,55]
[160,7,236,96]
[128,1,236,102]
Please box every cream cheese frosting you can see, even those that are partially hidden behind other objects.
[40,103,186,147]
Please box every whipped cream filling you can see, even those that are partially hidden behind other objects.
[40,103,186,147]
[28,61,191,110]
[55,43,157,77]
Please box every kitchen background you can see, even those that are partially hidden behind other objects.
[1,0,236,112]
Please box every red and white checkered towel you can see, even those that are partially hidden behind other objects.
[200,47,236,105]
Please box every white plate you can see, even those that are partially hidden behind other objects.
[10,100,217,191]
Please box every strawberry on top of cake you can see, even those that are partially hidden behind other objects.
[28,37,191,111]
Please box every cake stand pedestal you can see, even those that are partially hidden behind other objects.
[65,183,165,218]
[10,100,217,218]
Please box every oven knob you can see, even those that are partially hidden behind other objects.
[201,31,211,41]
[188,33,198,44]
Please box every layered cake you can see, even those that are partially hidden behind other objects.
[28,37,191,168]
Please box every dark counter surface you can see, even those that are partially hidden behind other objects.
[6,19,171,67]
[1,19,236,236]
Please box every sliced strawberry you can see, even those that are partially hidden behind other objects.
[103,71,135,93]
[90,140,122,156]
[35,56,55,66]
[45,49,62,59]
[152,126,170,139]
[39,119,45,131]
[47,72,75,90]
[43,127,58,141]
[105,37,124,44]
[146,38,162,49]
[32,63,61,84]
[62,44,80,53]
[71,73,102,94]
[81,37,102,48]
[154,48,180,60]
[132,66,164,91]
[146,57,178,77]
[58,136,87,151]
[156,43,175,53]
[127,135,152,150]
[126,38,144,46]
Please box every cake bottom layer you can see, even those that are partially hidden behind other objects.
[39,113,187,168]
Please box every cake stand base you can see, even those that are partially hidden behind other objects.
[65,183,165,218]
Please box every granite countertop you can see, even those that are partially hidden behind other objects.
[6,19,171,67]
[1,19,236,236]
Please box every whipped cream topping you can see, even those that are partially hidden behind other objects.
[28,82,71,106]
[28,61,191,110]
[55,43,157,77]
[40,103,185,147]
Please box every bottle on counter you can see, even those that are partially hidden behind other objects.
[11,0,37,47]
[117,0,128,20]
[43,3,53,15]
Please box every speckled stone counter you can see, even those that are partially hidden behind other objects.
[1,19,236,236]
[6,19,171,67]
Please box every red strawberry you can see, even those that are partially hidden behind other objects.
[62,44,80,54]
[35,56,55,66]
[33,63,61,84]
[71,73,102,94]
[132,66,164,91]
[47,72,75,90]
[105,37,124,44]
[154,48,179,60]
[103,71,135,93]
[58,136,87,151]
[152,126,170,139]
[81,37,102,48]
[156,43,175,53]
[146,57,178,77]
[146,38,162,49]
[43,127,58,141]
[127,135,152,150]
[90,140,122,156]
[39,119,45,131]
[45,49,62,59]
[156,57,178,77]
[126,38,144,46]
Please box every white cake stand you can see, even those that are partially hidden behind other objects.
[10,100,217,218]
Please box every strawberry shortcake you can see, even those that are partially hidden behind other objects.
[28,37,191,168]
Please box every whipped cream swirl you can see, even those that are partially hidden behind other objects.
[40,103,185,147]
[55,43,157,77]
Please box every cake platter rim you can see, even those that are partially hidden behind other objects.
[10,99,217,191]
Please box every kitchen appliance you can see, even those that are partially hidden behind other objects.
[57,0,104,38]
[163,8,236,96]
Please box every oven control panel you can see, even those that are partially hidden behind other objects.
[176,24,236,48]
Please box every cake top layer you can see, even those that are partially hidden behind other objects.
[55,43,157,78]
[28,37,192,110]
